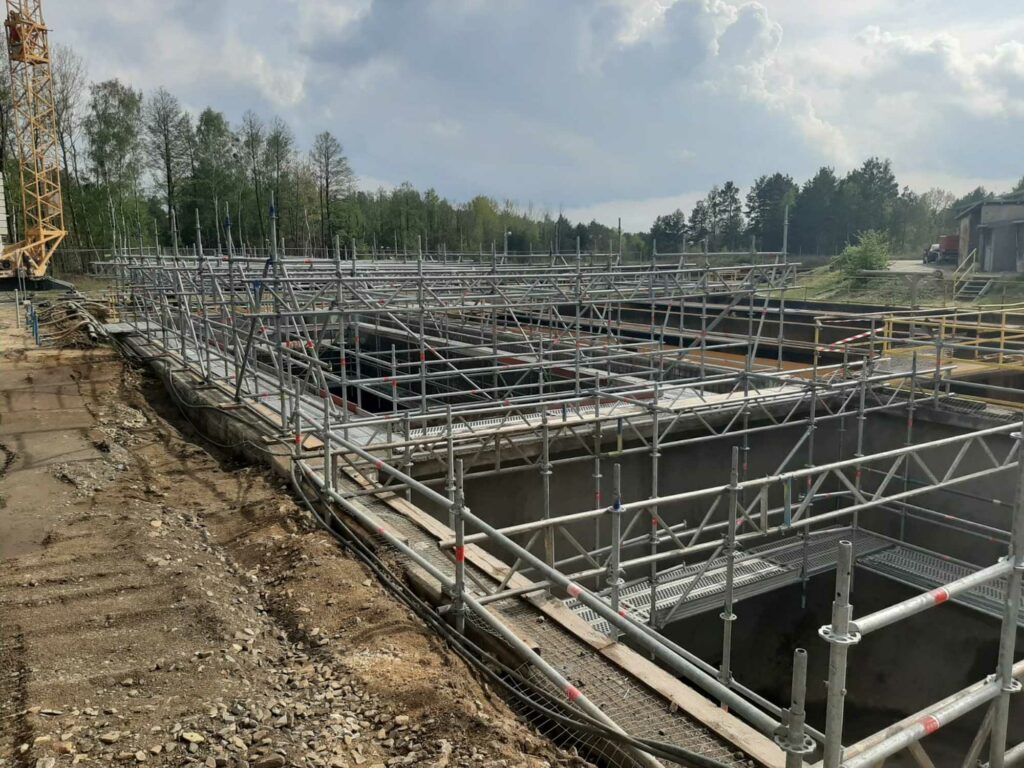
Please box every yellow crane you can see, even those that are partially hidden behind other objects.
[0,0,64,279]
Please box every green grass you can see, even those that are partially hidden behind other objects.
[792,265,950,307]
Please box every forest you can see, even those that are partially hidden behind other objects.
[2,43,1021,265]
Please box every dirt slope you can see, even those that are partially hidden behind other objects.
[0,307,590,768]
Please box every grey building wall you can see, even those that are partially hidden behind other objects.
[960,202,1024,272]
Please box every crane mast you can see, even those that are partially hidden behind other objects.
[0,0,64,279]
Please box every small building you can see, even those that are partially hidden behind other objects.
[957,196,1024,272]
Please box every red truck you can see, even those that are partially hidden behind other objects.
[923,234,959,264]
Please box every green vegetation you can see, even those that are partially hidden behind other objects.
[832,230,891,279]
[652,161,997,257]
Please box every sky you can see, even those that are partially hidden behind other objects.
[47,0,1024,231]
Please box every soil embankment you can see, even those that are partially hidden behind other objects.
[0,307,588,768]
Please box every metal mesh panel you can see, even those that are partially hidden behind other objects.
[860,545,1024,626]
[566,527,893,632]
[498,601,754,767]
[356,493,755,767]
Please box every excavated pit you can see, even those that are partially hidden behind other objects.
[409,407,1024,765]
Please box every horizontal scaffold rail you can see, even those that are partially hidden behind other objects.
[105,243,1024,768]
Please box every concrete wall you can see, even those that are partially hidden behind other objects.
[980,203,1024,226]
[143,336,1023,762]
[960,212,979,263]
[446,407,1017,568]
[442,404,1023,759]
[664,569,1023,761]
[964,202,1024,272]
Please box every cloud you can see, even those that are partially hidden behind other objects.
[565,192,704,233]
[44,0,1024,232]
[793,23,1024,184]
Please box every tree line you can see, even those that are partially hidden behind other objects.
[0,43,1019,266]
[0,44,638,263]
[652,159,1024,256]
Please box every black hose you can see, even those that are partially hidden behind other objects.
[287,461,737,768]
[116,332,740,768]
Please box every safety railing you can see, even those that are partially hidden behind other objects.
[774,521,1022,768]
[881,308,1024,369]
[954,247,979,296]
[107,242,1024,768]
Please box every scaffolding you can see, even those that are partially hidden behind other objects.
[99,231,1023,768]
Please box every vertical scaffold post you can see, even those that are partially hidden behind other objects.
[354,313,363,411]
[700,276,708,380]
[852,362,868,540]
[720,445,740,694]
[541,411,554,588]
[802,324,821,608]
[607,463,624,641]
[593,439,603,553]
[574,238,582,397]
[171,206,179,258]
[900,350,918,543]
[401,412,413,502]
[418,248,427,414]
[322,394,333,493]
[776,648,814,768]
[821,540,859,768]
[649,386,661,627]
[291,382,303,459]
[988,421,1024,768]
[226,208,236,381]
[452,459,466,635]
[777,276,786,371]
[270,197,287,430]
[390,344,399,416]
[336,250,349,425]
[196,208,211,382]
[445,404,456,530]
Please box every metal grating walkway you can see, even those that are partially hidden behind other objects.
[355,492,755,767]
[126,327,760,767]
[859,545,1024,627]
[566,529,893,635]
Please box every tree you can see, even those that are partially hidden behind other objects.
[833,229,890,281]
[309,131,355,250]
[650,209,686,252]
[50,44,89,247]
[83,79,141,192]
[790,167,838,254]
[31,35,1011,269]
[143,87,190,238]
[240,110,267,243]
[688,199,710,246]
[921,188,958,236]
[82,79,142,247]
[263,116,294,237]
[746,172,796,252]
[191,108,238,246]
[716,181,745,250]
[953,186,993,215]
[838,157,899,241]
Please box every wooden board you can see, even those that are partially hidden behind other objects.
[352,473,785,767]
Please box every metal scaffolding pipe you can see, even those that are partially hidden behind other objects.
[853,559,1014,636]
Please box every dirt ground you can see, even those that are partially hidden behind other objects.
[0,305,590,768]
